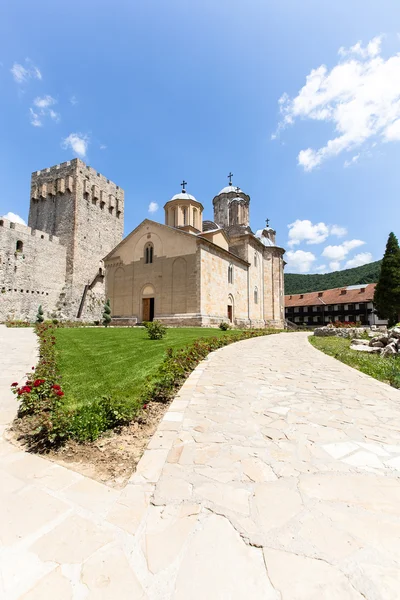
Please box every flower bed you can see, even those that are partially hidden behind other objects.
[12,325,280,448]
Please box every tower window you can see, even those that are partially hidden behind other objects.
[16,240,23,252]
[254,286,258,304]
[183,207,187,225]
[0,220,3,227]
[228,264,234,284]
[145,243,154,264]
[254,252,257,266]
[193,208,197,229]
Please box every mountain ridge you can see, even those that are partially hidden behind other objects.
[284,260,382,295]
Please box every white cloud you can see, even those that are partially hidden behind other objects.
[315,264,327,272]
[344,154,360,168]
[322,239,365,261]
[33,95,55,109]
[11,60,41,83]
[99,144,107,150]
[275,35,400,170]
[70,95,78,105]
[148,202,159,213]
[29,108,42,127]
[285,250,316,273]
[29,95,59,126]
[62,133,89,158]
[329,261,341,271]
[330,224,347,237]
[345,252,373,268]
[1,212,26,225]
[287,219,347,247]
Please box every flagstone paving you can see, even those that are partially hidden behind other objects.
[1,326,400,598]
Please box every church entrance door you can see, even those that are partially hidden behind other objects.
[142,297,155,322]
[227,304,233,323]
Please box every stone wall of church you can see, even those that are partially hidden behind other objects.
[105,253,200,324]
[199,245,249,326]
[263,249,285,327]
[0,218,66,321]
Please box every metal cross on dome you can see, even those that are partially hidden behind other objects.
[227,172,233,185]
[266,218,270,227]
[180,180,187,193]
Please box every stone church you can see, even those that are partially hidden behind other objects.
[0,160,285,328]
[105,181,285,328]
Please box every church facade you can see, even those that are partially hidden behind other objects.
[104,183,285,328]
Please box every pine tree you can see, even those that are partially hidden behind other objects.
[374,232,400,325]
[36,305,44,323]
[103,299,112,327]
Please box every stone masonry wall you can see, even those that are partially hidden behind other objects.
[0,218,66,321]
[28,159,124,320]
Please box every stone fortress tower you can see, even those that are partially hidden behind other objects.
[0,158,124,321]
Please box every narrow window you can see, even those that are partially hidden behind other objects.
[228,264,233,284]
[193,208,197,229]
[16,240,23,252]
[254,252,257,266]
[0,220,4,227]
[254,286,258,304]
[145,243,154,264]
[183,207,187,225]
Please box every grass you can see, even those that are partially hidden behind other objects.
[55,327,238,411]
[309,335,400,388]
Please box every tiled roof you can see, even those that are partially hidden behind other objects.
[285,283,376,307]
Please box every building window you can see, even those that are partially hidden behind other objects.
[228,264,233,284]
[16,240,23,252]
[0,220,3,227]
[193,208,197,229]
[254,253,257,267]
[254,286,258,304]
[183,207,187,225]
[145,243,154,264]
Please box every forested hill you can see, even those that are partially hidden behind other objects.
[284,260,382,295]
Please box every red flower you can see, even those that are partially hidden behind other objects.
[143,404,148,409]
[56,390,64,397]
[26,381,32,386]
[33,379,45,387]
[19,386,32,394]
[32,366,35,370]
[11,382,18,387]
[52,384,61,391]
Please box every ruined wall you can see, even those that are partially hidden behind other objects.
[28,158,124,320]
[0,218,66,321]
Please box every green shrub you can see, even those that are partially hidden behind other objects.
[52,318,59,325]
[36,305,44,324]
[146,320,167,340]
[219,321,230,331]
[103,299,111,327]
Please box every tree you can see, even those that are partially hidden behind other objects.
[102,299,111,327]
[36,305,44,323]
[374,232,400,325]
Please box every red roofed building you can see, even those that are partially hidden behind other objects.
[285,283,387,327]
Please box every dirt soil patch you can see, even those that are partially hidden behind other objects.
[9,401,170,489]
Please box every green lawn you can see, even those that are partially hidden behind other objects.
[55,327,237,410]
[309,335,400,388]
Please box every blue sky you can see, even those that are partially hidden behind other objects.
[1,0,400,273]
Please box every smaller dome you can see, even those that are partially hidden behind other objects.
[170,192,197,202]
[202,220,220,232]
[218,185,242,195]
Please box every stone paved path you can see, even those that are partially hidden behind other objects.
[1,329,400,599]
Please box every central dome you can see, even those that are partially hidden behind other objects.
[170,192,197,202]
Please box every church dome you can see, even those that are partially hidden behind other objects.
[170,192,197,202]
[217,185,243,195]
[202,220,220,232]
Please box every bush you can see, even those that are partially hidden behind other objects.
[146,320,167,340]
[103,299,111,327]
[52,318,59,325]
[219,321,230,331]
[36,305,44,324]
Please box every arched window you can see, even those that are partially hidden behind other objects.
[193,208,197,229]
[16,240,23,253]
[254,286,258,304]
[144,243,154,264]
[254,252,257,267]
[228,264,233,284]
[183,207,187,225]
